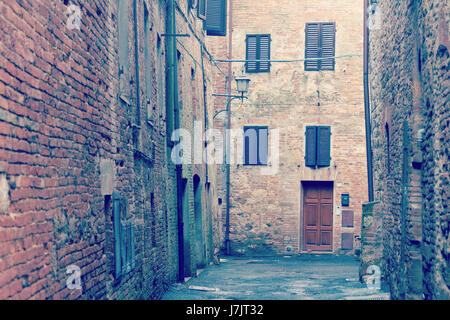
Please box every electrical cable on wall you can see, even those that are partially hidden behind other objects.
[214,54,363,63]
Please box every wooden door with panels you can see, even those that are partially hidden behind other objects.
[302,181,333,251]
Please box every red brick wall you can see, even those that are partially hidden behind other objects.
[0,0,225,300]
[212,0,367,255]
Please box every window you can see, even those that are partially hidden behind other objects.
[246,35,271,73]
[144,4,153,123]
[305,22,336,71]
[112,192,135,280]
[385,123,390,174]
[205,0,227,36]
[118,0,129,73]
[118,0,129,95]
[305,126,331,167]
[198,0,206,20]
[157,35,165,134]
[244,126,268,165]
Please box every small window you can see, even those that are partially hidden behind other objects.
[385,123,390,174]
[305,22,336,71]
[198,0,206,20]
[246,34,271,73]
[144,4,153,123]
[244,126,268,165]
[205,0,227,36]
[305,126,331,167]
[112,192,135,280]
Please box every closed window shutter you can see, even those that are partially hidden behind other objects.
[198,0,206,20]
[112,192,122,279]
[320,23,335,70]
[305,126,317,166]
[246,36,258,72]
[317,126,331,166]
[305,23,320,71]
[246,35,270,73]
[244,135,250,165]
[205,0,227,36]
[259,35,271,72]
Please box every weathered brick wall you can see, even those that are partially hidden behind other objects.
[214,0,368,255]
[359,201,383,283]
[418,0,450,300]
[206,31,231,255]
[173,0,225,276]
[366,0,449,299]
[0,0,225,299]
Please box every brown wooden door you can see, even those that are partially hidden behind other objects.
[303,181,333,251]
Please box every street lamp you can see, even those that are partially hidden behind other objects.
[212,75,251,119]
[235,75,251,98]
[211,75,251,256]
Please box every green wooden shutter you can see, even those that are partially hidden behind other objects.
[305,23,320,71]
[305,126,317,166]
[130,221,135,269]
[259,35,271,72]
[246,36,258,72]
[112,192,122,279]
[317,126,331,166]
[205,0,227,36]
[198,0,207,20]
[246,35,270,73]
[320,23,335,71]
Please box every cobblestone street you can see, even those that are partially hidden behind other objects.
[163,255,390,300]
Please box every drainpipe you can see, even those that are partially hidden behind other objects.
[363,0,374,202]
[201,44,208,183]
[225,0,233,256]
[133,0,141,146]
[166,0,184,282]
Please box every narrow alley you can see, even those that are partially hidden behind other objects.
[162,255,389,300]
[0,0,448,302]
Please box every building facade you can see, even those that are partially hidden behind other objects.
[360,0,449,300]
[214,0,368,255]
[0,0,226,299]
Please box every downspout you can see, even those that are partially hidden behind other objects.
[201,44,208,183]
[167,0,184,282]
[133,0,141,145]
[225,0,233,255]
[363,0,374,202]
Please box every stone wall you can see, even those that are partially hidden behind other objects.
[365,0,449,299]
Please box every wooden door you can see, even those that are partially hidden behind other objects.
[303,181,333,251]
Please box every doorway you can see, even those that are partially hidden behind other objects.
[302,181,333,251]
[193,175,205,268]
[181,178,191,277]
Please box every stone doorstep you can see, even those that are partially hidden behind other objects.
[344,293,390,300]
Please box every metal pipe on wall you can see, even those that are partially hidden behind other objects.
[133,0,141,144]
[363,0,374,202]
[225,0,233,256]
[166,0,184,282]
